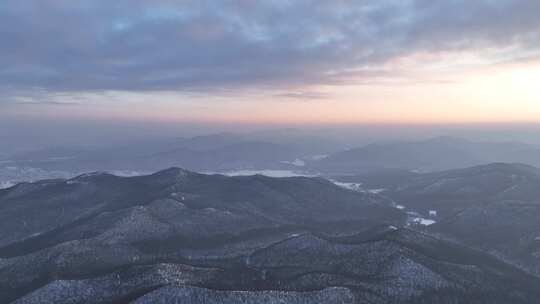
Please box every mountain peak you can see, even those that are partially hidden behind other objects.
[149,167,194,180]
[70,171,115,181]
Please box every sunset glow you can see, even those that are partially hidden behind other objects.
[1,1,540,126]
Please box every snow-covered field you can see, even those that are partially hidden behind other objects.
[0,166,75,188]
[0,166,150,188]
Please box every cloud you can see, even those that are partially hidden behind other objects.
[274,91,332,100]
[0,0,539,99]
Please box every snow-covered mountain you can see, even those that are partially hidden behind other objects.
[2,168,540,303]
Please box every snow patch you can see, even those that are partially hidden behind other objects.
[330,180,386,194]
[171,193,186,201]
[411,217,436,226]
[29,232,43,238]
[368,188,386,194]
[0,181,15,189]
[331,181,363,191]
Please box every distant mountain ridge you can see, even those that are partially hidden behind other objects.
[6,135,540,181]
[1,131,337,176]
[313,136,540,173]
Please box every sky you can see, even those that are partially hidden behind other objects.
[1,0,540,126]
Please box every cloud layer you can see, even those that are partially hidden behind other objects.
[1,0,539,96]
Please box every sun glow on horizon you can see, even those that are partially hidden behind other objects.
[3,59,540,126]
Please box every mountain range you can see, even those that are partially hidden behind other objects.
[313,136,540,173]
[334,162,540,276]
[2,167,540,303]
[1,131,338,176]
[5,135,540,183]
